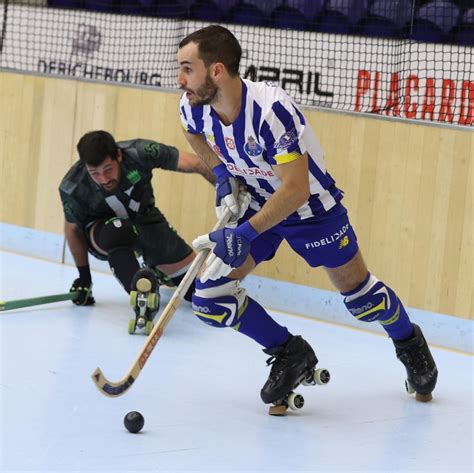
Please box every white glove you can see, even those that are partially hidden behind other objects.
[213,163,251,224]
[192,222,256,282]
[193,234,233,282]
[201,251,233,283]
[217,185,252,228]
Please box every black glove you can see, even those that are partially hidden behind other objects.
[70,278,95,305]
[70,265,95,306]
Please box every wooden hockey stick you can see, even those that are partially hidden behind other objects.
[0,292,78,311]
[91,209,232,397]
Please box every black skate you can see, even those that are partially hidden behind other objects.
[128,268,160,336]
[393,324,438,402]
[261,335,330,416]
[154,268,175,288]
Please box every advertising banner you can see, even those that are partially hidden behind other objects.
[1,7,472,126]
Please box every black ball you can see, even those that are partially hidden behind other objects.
[123,411,144,433]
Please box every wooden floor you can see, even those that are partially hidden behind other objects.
[0,251,472,473]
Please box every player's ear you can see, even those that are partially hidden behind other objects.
[212,62,225,81]
[117,149,122,163]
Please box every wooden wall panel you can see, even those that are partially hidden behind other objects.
[1,73,38,226]
[0,73,76,233]
[0,72,471,319]
[34,78,78,231]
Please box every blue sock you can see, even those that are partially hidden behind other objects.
[379,294,414,340]
[194,278,290,349]
[232,296,290,348]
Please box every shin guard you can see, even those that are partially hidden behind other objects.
[108,247,140,293]
[192,278,289,348]
[343,274,413,340]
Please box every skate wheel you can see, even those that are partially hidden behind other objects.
[314,368,331,385]
[288,392,305,411]
[145,320,154,336]
[128,319,136,335]
[302,371,316,386]
[148,292,158,310]
[405,379,416,395]
[130,291,137,307]
[268,404,288,416]
[136,277,152,293]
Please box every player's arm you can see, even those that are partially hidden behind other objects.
[64,221,89,267]
[248,153,310,233]
[175,149,215,184]
[192,153,310,282]
[182,129,222,170]
[183,129,248,218]
[64,221,95,306]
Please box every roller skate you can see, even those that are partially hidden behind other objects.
[154,268,175,288]
[128,268,160,336]
[260,335,330,416]
[393,324,438,402]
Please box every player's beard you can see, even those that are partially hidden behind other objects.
[188,73,218,106]
[101,180,119,194]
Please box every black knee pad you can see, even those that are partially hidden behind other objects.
[95,218,137,252]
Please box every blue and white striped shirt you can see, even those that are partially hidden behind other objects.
[180,79,342,222]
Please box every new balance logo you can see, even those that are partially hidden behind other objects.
[339,236,349,249]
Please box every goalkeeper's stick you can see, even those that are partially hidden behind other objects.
[0,292,78,311]
[91,209,232,397]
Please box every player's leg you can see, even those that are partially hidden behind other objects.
[317,205,437,400]
[138,218,197,302]
[88,217,140,293]
[191,229,318,405]
[155,252,196,299]
[89,218,160,331]
[326,251,414,340]
[128,266,161,332]
[193,257,290,347]
[326,251,438,400]
[285,202,413,339]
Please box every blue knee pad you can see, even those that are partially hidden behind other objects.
[343,274,402,325]
[192,277,247,329]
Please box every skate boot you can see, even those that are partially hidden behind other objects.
[393,324,438,402]
[154,268,175,288]
[128,267,160,335]
[261,335,330,415]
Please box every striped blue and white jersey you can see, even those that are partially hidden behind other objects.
[180,79,343,222]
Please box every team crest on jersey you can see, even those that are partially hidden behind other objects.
[206,133,215,143]
[127,169,141,185]
[144,142,160,156]
[275,127,298,151]
[225,137,235,150]
[244,136,263,157]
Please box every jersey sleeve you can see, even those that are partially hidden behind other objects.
[260,96,307,166]
[179,93,201,135]
[59,188,89,226]
[134,139,179,171]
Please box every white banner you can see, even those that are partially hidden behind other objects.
[1,6,472,126]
